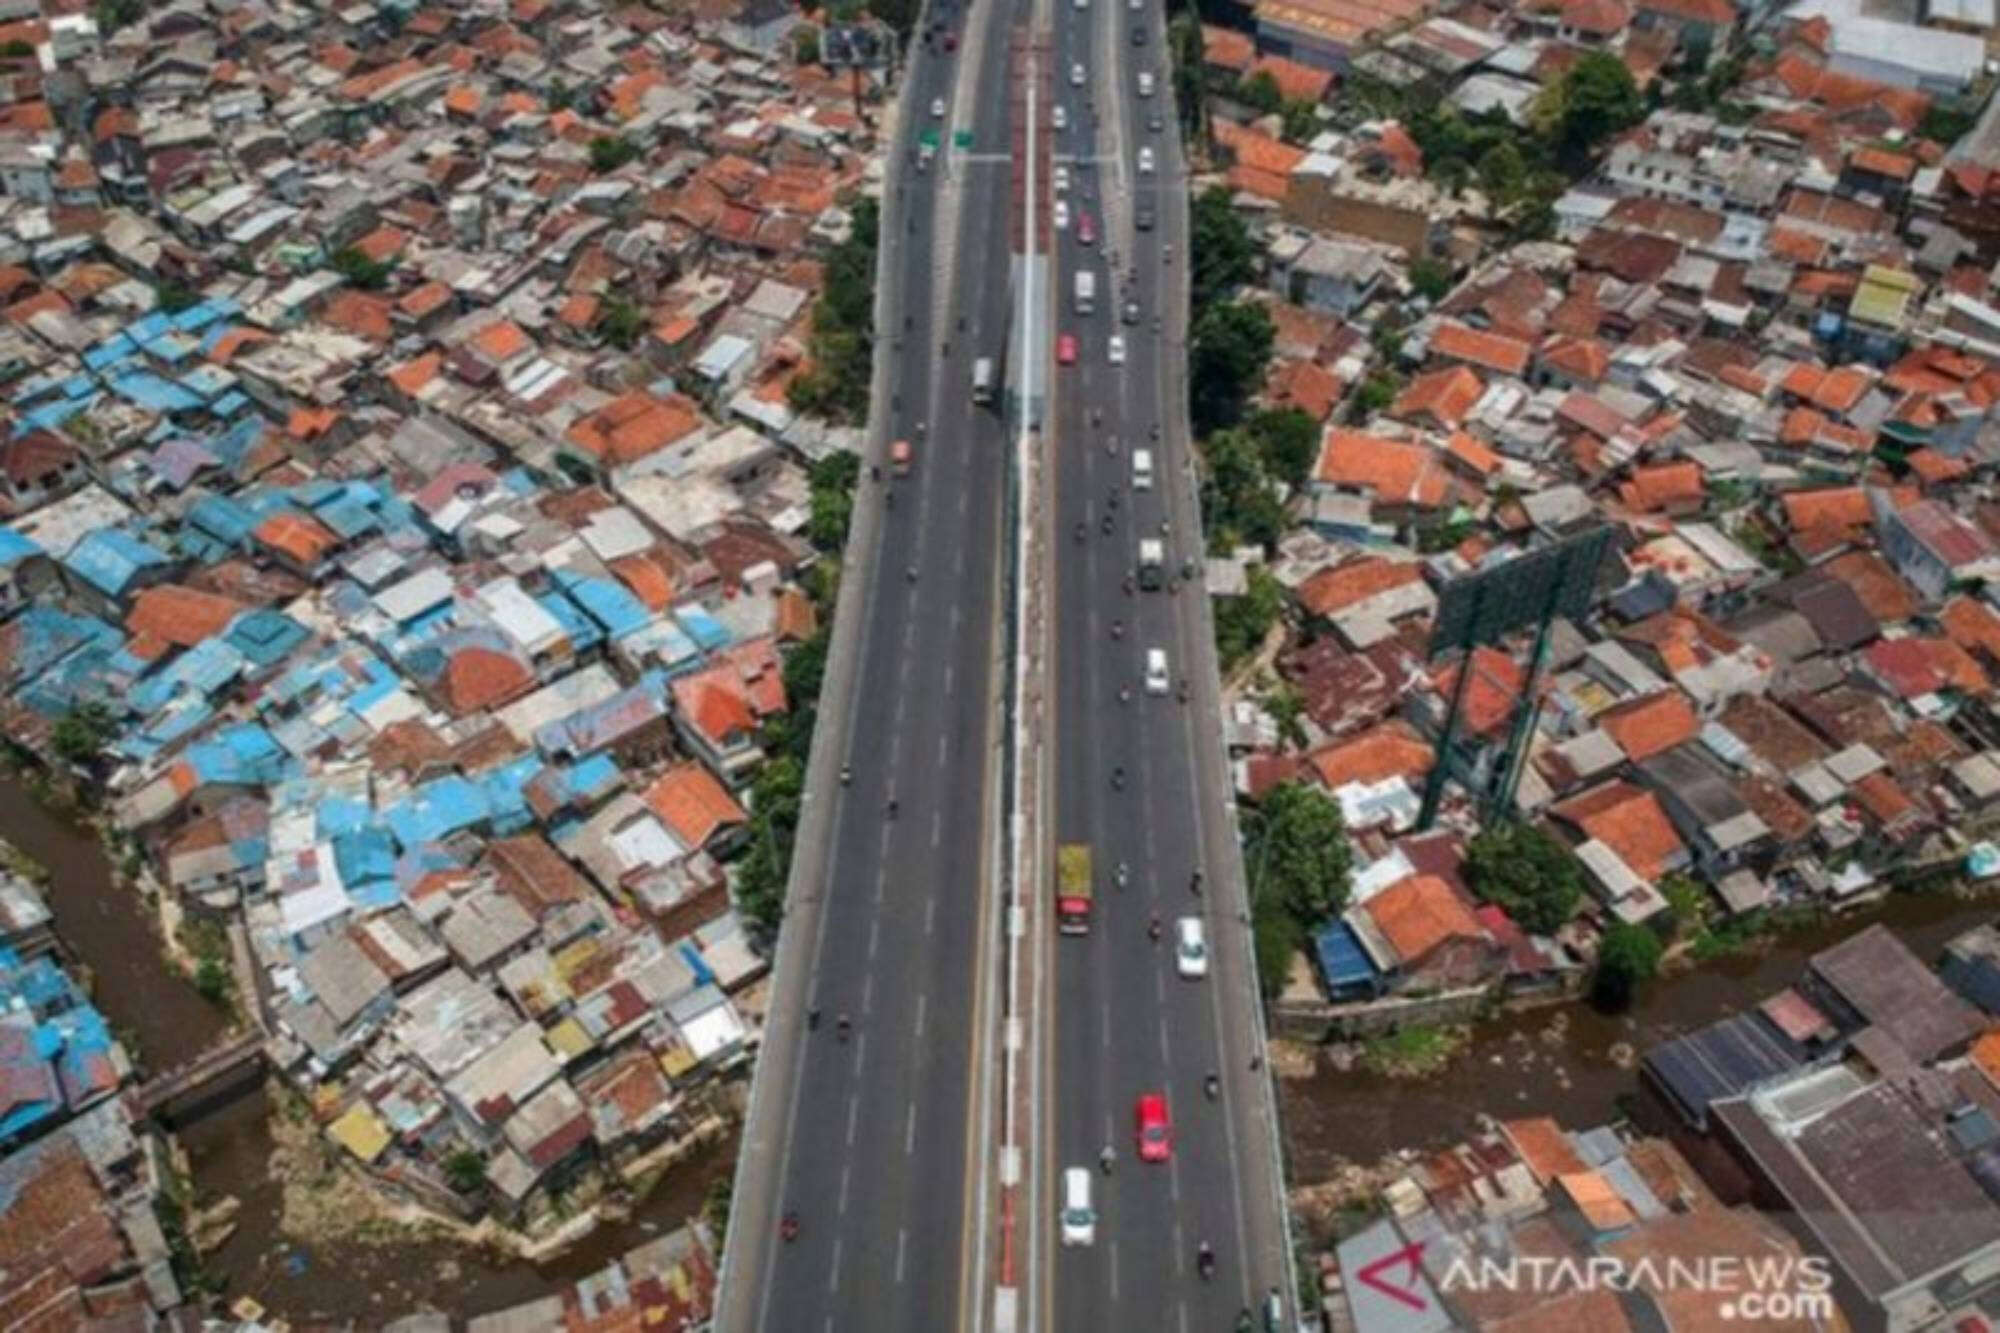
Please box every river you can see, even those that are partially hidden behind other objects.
[1,774,736,1325]
[1279,888,2000,1182]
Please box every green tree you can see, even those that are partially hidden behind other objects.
[782,629,830,719]
[1351,373,1399,419]
[547,77,574,111]
[1200,427,1284,553]
[1251,905,1300,999]
[1214,563,1284,667]
[1476,140,1526,204]
[1246,407,1317,490]
[790,198,880,425]
[1592,922,1663,1011]
[1543,52,1642,169]
[443,1148,489,1194]
[1188,187,1257,311]
[192,957,231,1006]
[1407,257,1455,303]
[1281,100,1318,144]
[153,280,199,314]
[867,0,918,35]
[1245,780,1353,925]
[806,453,860,552]
[702,1175,733,1246]
[93,0,142,32]
[1463,822,1584,935]
[51,701,118,768]
[794,23,821,65]
[1188,300,1274,436]
[596,296,647,350]
[1237,69,1283,115]
[588,134,640,173]
[330,246,393,290]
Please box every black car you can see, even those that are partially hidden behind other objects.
[1135,206,1155,230]
[1131,23,1146,43]
[1147,111,1164,132]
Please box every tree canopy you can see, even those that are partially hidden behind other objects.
[1543,52,1642,168]
[1592,922,1664,1011]
[588,134,641,173]
[1243,781,1354,996]
[1463,821,1584,936]
[1189,186,1257,311]
[1188,300,1273,436]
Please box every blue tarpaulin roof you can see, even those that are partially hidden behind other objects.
[109,371,203,414]
[1314,921,1381,992]
[62,528,170,597]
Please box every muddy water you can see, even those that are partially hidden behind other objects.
[1280,890,2000,1181]
[0,774,737,1324]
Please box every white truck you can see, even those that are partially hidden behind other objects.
[1074,269,1096,315]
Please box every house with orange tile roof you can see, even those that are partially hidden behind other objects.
[1351,874,1503,990]
[643,762,749,855]
[1551,779,1690,894]
[1296,555,1436,631]
[1617,461,1704,516]
[1261,358,1343,421]
[561,390,704,477]
[1306,719,1432,790]
[252,511,341,577]
[1391,365,1483,430]
[1425,320,1532,378]
[1596,689,1700,763]
[1312,429,1456,528]
[1211,120,1305,202]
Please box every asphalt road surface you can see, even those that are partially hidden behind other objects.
[716,0,1024,1326]
[1041,0,1295,1328]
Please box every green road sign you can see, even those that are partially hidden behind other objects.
[953,128,973,148]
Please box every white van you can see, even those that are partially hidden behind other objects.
[1137,145,1155,175]
[1144,647,1169,695]
[1175,916,1208,978]
[1137,70,1155,97]
[1131,448,1154,490]
[1061,1166,1096,1246]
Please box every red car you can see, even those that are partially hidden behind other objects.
[1135,1093,1172,1162]
[1077,210,1096,245]
[1057,333,1078,365]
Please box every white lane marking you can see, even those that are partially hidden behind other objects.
[1178,1303,1189,1333]
[828,1237,843,1295]
[915,991,928,1039]
[932,807,944,847]
[938,731,949,767]
[1109,1239,1120,1300]
[896,1228,909,1284]
[1101,998,1112,1050]
[863,970,876,1014]
[1172,1220,1185,1277]
[925,896,937,936]
[944,662,955,694]
[906,1100,919,1155]
[1158,1013,1169,1062]
[869,915,881,960]
[847,1096,860,1147]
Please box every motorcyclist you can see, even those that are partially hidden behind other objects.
[1191,869,1203,895]
[1111,618,1124,639]
[1204,1071,1219,1100]
[840,764,852,785]
[1099,1144,1114,1175]
[1075,520,1087,543]
[782,1212,801,1242]
[1148,913,1161,942]
[1111,766,1126,790]
[836,1013,852,1042]
[1116,861,1129,887]
[1197,1241,1215,1279]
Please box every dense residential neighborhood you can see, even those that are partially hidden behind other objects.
[0,0,1999,1314]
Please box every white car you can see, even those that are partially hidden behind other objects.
[930,97,945,118]
[1070,61,1086,86]
[1129,0,1142,10]
[1107,333,1126,364]
[1144,646,1169,695]
[1053,104,1068,131]
[1052,164,1071,194]
[1137,70,1155,97]
[1053,198,1070,230]
[1061,1167,1096,1246]
[1136,145,1155,175]
[1175,917,1208,979]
